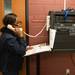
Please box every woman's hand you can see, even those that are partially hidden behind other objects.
[15,27,24,38]
[26,46,33,50]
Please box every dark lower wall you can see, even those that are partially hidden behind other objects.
[29,52,75,75]
[40,52,75,75]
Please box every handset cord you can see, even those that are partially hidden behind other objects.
[23,24,46,38]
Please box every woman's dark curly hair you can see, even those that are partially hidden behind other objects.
[3,13,17,26]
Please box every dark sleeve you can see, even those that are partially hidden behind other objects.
[6,37,27,56]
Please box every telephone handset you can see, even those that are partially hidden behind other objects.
[7,24,24,38]
[7,24,23,32]
[7,24,15,31]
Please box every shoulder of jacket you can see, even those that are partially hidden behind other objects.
[0,32,2,37]
[3,33,16,40]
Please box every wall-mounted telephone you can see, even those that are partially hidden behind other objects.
[46,16,50,31]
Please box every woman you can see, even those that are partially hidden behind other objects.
[0,13,27,75]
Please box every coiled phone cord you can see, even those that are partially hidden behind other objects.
[23,24,46,38]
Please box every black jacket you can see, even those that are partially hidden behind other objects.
[0,27,27,70]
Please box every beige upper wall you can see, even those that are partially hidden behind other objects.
[12,0,26,31]
[0,0,26,31]
[0,0,4,29]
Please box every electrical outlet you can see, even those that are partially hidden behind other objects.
[66,68,70,75]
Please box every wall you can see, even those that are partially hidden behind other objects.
[12,0,26,31]
[29,0,64,45]
[0,0,26,31]
[0,0,4,29]
[28,0,75,75]
[29,52,75,75]
[40,52,75,75]
[29,0,75,45]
